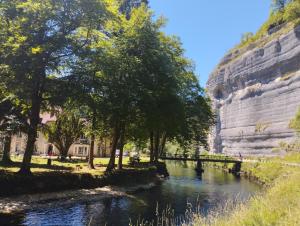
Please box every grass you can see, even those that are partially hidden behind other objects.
[273,152,300,163]
[0,155,150,175]
[0,155,157,196]
[188,153,300,226]
[190,170,300,226]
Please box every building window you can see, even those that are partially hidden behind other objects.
[16,143,20,152]
[80,134,87,140]
[78,147,84,155]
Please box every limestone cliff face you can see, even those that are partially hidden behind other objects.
[207,25,300,155]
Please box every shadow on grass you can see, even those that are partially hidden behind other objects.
[0,160,72,172]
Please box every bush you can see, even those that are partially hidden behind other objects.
[289,107,300,135]
[284,0,300,22]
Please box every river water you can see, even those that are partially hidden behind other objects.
[6,161,261,226]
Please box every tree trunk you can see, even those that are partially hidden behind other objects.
[19,69,45,174]
[154,131,160,163]
[106,125,120,172]
[60,151,68,161]
[118,130,125,170]
[159,132,167,157]
[2,134,12,164]
[19,128,37,174]
[88,112,96,169]
[149,131,154,163]
[104,138,107,157]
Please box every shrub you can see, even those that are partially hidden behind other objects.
[289,107,300,135]
[230,0,300,56]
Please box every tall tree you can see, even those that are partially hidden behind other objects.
[42,109,85,161]
[0,87,28,164]
[0,0,110,174]
[78,4,149,172]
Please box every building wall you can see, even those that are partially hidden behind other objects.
[8,132,111,157]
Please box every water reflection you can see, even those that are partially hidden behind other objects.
[1,161,261,226]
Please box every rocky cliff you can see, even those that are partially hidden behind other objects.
[207,25,300,156]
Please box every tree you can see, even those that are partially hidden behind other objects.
[0,116,22,164]
[284,0,300,21]
[42,109,85,161]
[77,4,150,172]
[290,108,300,136]
[119,0,148,18]
[272,0,290,12]
[93,4,215,166]
[0,0,111,174]
[0,87,28,164]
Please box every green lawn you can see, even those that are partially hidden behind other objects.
[0,156,150,175]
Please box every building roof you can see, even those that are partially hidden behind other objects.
[41,112,57,124]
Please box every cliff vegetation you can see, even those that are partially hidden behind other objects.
[240,0,300,47]
[221,0,300,67]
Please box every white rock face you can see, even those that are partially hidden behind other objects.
[207,25,300,156]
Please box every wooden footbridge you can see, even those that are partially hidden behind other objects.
[160,154,242,174]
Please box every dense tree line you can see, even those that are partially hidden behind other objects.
[0,0,214,174]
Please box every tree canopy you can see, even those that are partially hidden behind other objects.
[0,0,214,173]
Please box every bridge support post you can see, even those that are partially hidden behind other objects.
[196,160,204,173]
[232,162,241,175]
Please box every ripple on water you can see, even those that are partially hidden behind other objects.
[3,161,261,226]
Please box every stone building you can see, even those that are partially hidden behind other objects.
[1,113,111,157]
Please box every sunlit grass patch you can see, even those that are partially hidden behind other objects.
[0,156,150,174]
[190,171,300,226]
[188,157,300,226]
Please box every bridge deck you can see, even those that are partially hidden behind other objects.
[160,155,242,164]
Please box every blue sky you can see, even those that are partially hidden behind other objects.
[149,0,270,87]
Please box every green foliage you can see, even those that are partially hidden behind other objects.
[0,0,213,172]
[272,0,291,12]
[277,140,300,152]
[240,32,254,44]
[290,107,300,135]
[232,0,300,55]
[284,0,300,21]
[255,122,270,133]
[0,0,115,173]
[42,109,85,159]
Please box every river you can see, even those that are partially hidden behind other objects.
[4,161,261,226]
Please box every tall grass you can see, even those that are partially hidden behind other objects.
[134,154,300,226]
[190,170,300,226]
[188,154,300,226]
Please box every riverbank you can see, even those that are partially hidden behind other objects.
[0,156,169,197]
[0,166,162,196]
[189,153,300,226]
[0,179,163,214]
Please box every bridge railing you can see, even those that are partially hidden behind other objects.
[160,153,238,161]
